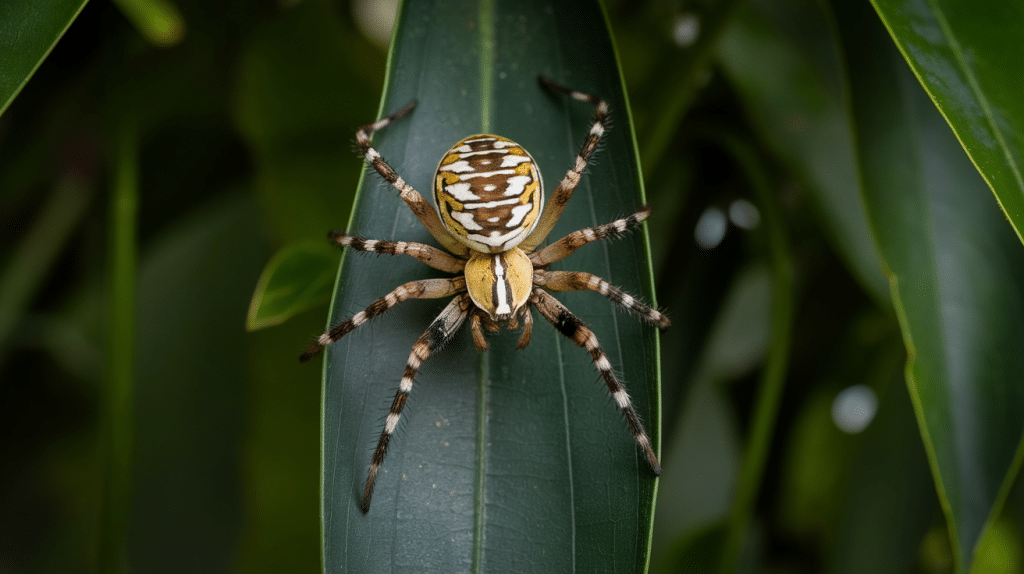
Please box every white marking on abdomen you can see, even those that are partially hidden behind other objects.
[457,149,511,157]
[503,175,533,196]
[440,160,474,173]
[451,210,483,230]
[464,198,519,209]
[445,182,479,201]
[506,203,533,228]
[460,169,516,179]
[500,155,532,167]
[467,227,525,248]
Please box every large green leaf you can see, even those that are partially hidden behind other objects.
[0,0,88,116]
[870,0,1024,244]
[836,1,1024,570]
[320,0,661,571]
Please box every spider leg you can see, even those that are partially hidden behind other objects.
[531,288,662,476]
[470,312,488,351]
[533,270,670,330]
[356,104,471,258]
[515,305,533,350]
[299,277,466,362]
[529,207,651,267]
[520,76,610,252]
[330,233,467,274]
[362,294,473,513]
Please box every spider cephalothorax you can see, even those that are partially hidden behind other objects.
[302,75,669,513]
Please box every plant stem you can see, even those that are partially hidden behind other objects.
[99,117,138,574]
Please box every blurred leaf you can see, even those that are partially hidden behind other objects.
[0,177,92,361]
[128,193,270,572]
[828,355,937,574]
[234,0,384,245]
[870,0,1024,244]
[109,0,185,47]
[837,1,1024,570]
[247,240,337,331]
[320,0,661,571]
[0,0,88,116]
[653,522,727,574]
[715,0,889,305]
[971,518,1023,574]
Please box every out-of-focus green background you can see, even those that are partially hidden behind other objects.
[2,0,1022,572]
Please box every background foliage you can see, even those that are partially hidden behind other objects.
[1,0,1021,573]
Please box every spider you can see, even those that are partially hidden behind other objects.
[302,75,670,513]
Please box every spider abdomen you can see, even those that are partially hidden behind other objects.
[434,135,544,253]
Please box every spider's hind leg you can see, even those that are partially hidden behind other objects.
[531,288,661,476]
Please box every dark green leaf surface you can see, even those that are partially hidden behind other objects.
[321,1,660,571]
[246,241,337,331]
[870,0,1024,244]
[838,2,1024,569]
[0,0,88,116]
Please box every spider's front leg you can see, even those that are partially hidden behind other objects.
[361,294,473,513]
[355,103,470,258]
[531,288,662,476]
[519,76,610,252]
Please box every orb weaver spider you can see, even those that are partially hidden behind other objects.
[302,75,669,513]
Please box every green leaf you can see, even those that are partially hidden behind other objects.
[320,0,661,571]
[870,0,1024,244]
[836,1,1024,570]
[715,0,889,305]
[0,0,88,116]
[246,241,337,332]
[109,0,185,47]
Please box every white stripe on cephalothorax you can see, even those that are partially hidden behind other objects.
[493,256,511,316]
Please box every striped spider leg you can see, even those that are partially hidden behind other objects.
[303,75,668,513]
